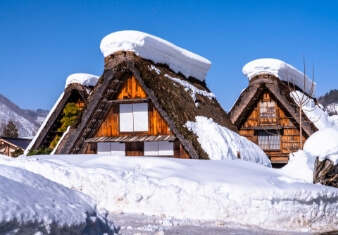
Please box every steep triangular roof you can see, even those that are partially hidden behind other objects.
[55,51,237,159]
[25,83,91,152]
[229,74,318,137]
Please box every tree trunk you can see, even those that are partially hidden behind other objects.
[313,157,338,188]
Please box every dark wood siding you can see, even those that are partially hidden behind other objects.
[239,92,306,165]
[94,76,189,159]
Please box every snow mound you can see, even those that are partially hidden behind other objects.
[3,154,337,233]
[242,58,316,95]
[328,115,338,130]
[185,116,271,167]
[279,150,315,183]
[100,30,211,81]
[65,73,99,88]
[290,90,332,130]
[0,156,116,234]
[304,128,338,165]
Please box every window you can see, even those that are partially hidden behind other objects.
[257,130,280,150]
[260,101,276,119]
[97,142,125,156]
[120,103,148,132]
[144,141,174,156]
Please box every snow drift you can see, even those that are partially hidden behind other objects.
[185,116,271,167]
[2,154,337,233]
[280,127,338,185]
[0,155,116,234]
[304,128,338,165]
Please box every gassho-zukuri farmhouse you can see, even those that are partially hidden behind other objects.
[26,30,328,168]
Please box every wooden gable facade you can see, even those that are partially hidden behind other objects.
[49,51,236,160]
[229,74,317,167]
[85,75,189,158]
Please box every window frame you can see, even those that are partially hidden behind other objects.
[257,130,281,151]
[119,102,149,132]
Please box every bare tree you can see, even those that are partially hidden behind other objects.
[286,59,316,149]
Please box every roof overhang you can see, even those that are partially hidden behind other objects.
[85,135,177,143]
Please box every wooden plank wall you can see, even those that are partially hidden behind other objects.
[92,75,189,159]
[117,76,147,99]
[96,76,172,137]
[239,92,307,164]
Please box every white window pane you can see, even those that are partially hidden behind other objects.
[133,103,148,131]
[111,142,125,156]
[97,142,111,155]
[144,142,158,155]
[120,104,133,132]
[158,141,174,156]
[268,101,275,107]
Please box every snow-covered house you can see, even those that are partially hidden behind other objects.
[27,30,251,161]
[0,136,31,157]
[26,76,98,152]
[229,59,318,167]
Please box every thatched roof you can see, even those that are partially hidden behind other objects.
[55,51,236,159]
[28,83,90,150]
[229,74,318,137]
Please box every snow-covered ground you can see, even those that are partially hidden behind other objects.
[109,212,312,235]
[0,155,117,234]
[1,152,337,234]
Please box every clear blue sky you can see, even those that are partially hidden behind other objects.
[1,0,337,111]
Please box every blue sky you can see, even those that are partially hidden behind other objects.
[1,0,337,111]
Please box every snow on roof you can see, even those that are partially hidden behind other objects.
[304,128,338,165]
[65,73,99,88]
[100,30,211,81]
[185,116,271,167]
[242,58,316,96]
[290,91,332,130]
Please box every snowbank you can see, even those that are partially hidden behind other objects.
[290,90,332,130]
[242,58,316,96]
[185,116,271,167]
[304,128,338,165]
[3,154,337,233]
[65,73,99,88]
[0,155,116,234]
[279,150,315,183]
[281,127,338,185]
[100,30,211,81]
[328,115,338,130]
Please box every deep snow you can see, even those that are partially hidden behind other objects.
[185,116,271,167]
[242,58,316,96]
[0,155,117,234]
[100,30,211,81]
[1,154,337,233]
[65,73,99,88]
